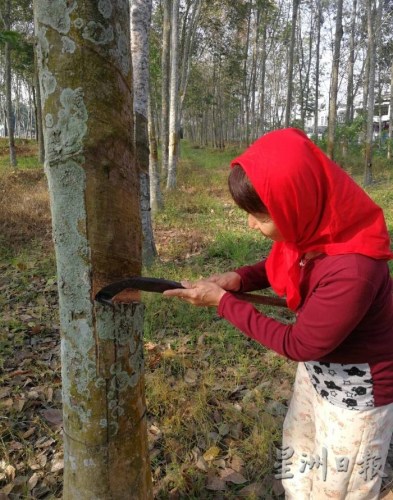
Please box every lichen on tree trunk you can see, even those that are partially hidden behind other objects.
[33,0,153,497]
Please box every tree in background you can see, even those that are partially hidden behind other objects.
[389,61,393,160]
[148,88,163,212]
[34,0,152,496]
[0,0,43,163]
[326,0,344,159]
[131,0,158,266]
[1,0,17,166]
[363,0,378,185]
[284,0,300,128]
[160,0,171,177]
[166,0,180,189]
[313,0,323,139]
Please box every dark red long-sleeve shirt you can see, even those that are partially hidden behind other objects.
[217,255,393,407]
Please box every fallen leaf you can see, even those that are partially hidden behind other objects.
[46,387,53,403]
[206,473,226,491]
[9,442,23,452]
[11,476,28,493]
[213,459,226,469]
[0,387,10,399]
[50,458,64,473]
[229,422,243,440]
[0,483,14,496]
[168,486,179,499]
[27,473,40,490]
[30,325,42,335]
[229,454,244,473]
[238,482,265,497]
[5,465,15,481]
[8,370,31,378]
[40,409,63,427]
[196,456,209,472]
[184,369,198,385]
[208,431,219,442]
[29,453,47,471]
[218,423,230,436]
[35,437,55,449]
[27,390,39,400]
[264,400,287,417]
[145,342,158,351]
[203,446,221,462]
[161,349,176,359]
[149,424,161,436]
[149,448,160,460]
[219,467,247,484]
[0,398,13,409]
[13,398,26,412]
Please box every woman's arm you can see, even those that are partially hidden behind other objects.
[233,260,271,292]
[218,272,376,361]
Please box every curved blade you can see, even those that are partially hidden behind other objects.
[95,276,184,304]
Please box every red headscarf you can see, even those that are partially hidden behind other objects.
[231,128,392,310]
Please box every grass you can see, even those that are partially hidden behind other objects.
[0,137,392,498]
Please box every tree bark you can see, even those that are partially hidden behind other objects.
[131,0,157,267]
[179,0,201,123]
[33,1,153,497]
[242,3,252,145]
[4,0,17,167]
[250,5,260,142]
[148,90,163,212]
[388,61,393,160]
[346,0,357,124]
[34,43,45,163]
[313,0,322,138]
[364,0,377,186]
[161,0,171,176]
[326,0,344,159]
[259,20,267,135]
[166,0,179,190]
[284,0,300,128]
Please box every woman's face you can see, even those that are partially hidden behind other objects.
[248,213,284,242]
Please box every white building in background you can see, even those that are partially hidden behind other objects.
[305,95,391,139]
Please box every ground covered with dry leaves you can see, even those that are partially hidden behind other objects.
[1,141,393,499]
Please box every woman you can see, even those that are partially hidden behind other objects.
[164,128,393,499]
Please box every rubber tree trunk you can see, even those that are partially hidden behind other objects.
[33,1,153,498]
[161,0,171,177]
[346,0,357,125]
[259,20,267,135]
[284,0,300,128]
[388,61,393,160]
[313,0,322,138]
[33,44,45,164]
[148,91,163,213]
[4,0,17,167]
[166,0,180,190]
[178,0,201,134]
[326,0,344,159]
[364,0,377,186]
[131,0,157,267]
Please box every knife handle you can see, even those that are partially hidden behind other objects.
[231,292,287,308]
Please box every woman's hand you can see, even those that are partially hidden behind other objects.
[163,280,226,307]
[205,271,242,292]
